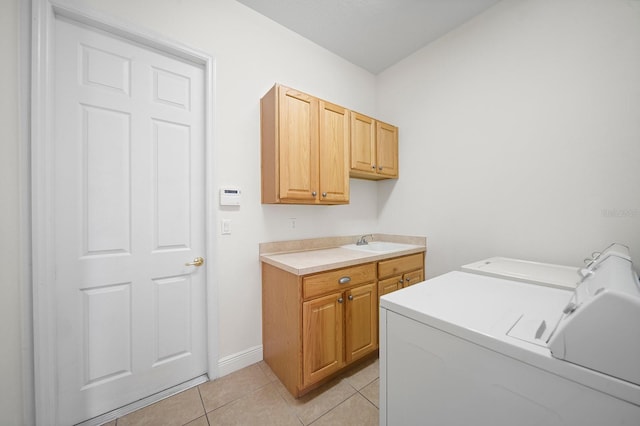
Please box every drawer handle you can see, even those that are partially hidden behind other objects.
[338,277,351,285]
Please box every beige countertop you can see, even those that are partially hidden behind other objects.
[259,234,426,275]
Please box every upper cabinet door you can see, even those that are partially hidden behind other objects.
[261,83,398,204]
[278,87,319,202]
[319,101,350,204]
[349,112,399,180]
[261,84,349,204]
[376,121,399,178]
[350,112,376,174]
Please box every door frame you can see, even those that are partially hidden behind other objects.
[31,1,219,423]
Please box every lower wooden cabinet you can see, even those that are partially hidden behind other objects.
[403,268,424,287]
[262,251,424,397]
[344,282,377,363]
[302,291,344,387]
[378,276,402,298]
[301,281,377,388]
[263,261,378,397]
[377,253,425,300]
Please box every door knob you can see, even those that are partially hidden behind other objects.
[185,257,204,267]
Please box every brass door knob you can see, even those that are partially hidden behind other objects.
[185,257,204,267]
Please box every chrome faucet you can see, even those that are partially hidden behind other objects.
[356,234,373,246]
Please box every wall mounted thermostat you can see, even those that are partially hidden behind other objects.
[220,188,242,206]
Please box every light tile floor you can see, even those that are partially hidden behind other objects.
[103,357,379,425]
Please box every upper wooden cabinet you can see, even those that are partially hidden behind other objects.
[349,112,375,175]
[350,112,398,180]
[376,121,399,178]
[261,84,349,204]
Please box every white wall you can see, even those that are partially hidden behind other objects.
[2,0,380,422]
[0,0,381,421]
[0,0,27,423]
[5,0,639,422]
[52,0,381,364]
[376,0,640,278]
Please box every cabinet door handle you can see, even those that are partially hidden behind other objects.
[338,297,344,304]
[371,165,376,170]
[399,279,404,284]
[405,277,411,283]
[322,192,327,198]
[348,295,353,301]
[378,166,383,170]
[338,277,351,285]
[311,191,317,197]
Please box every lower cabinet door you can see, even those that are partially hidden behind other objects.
[378,275,402,300]
[345,282,378,363]
[302,292,344,387]
[403,269,424,287]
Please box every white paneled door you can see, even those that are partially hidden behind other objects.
[53,18,207,425]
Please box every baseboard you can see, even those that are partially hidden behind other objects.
[217,345,263,377]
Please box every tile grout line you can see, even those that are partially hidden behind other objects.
[302,379,360,426]
[269,380,306,425]
[357,388,379,410]
[306,389,363,426]
[195,385,211,426]
[200,364,284,421]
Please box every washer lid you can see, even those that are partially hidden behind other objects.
[461,257,582,289]
[380,270,572,343]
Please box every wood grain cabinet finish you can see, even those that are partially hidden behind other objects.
[261,83,400,205]
[377,253,424,300]
[350,112,399,180]
[261,84,349,204]
[375,121,399,178]
[378,275,402,298]
[262,261,377,397]
[344,282,377,364]
[302,291,344,386]
[262,250,425,398]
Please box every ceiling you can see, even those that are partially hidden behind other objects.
[236,0,500,74]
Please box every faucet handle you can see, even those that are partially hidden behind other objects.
[357,234,373,245]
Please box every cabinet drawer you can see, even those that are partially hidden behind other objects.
[303,263,376,300]
[378,253,423,279]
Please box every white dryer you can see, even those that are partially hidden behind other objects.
[379,243,640,426]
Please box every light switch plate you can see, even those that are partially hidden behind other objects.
[221,219,231,235]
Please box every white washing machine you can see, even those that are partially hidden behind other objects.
[379,244,640,426]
